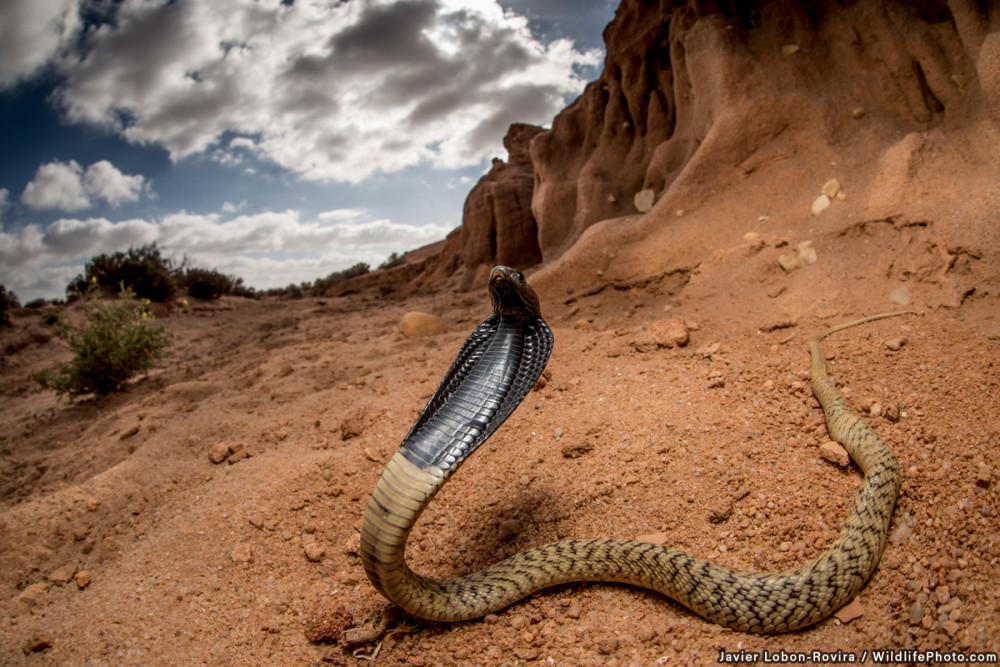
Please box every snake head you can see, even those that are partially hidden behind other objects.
[489,266,542,320]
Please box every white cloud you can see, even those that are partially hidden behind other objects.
[0,188,9,220]
[20,159,150,211]
[21,160,91,211]
[82,160,148,206]
[51,0,600,183]
[0,0,79,88]
[0,208,454,301]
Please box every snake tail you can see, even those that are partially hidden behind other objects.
[359,270,909,633]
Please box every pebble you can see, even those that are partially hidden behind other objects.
[47,564,77,585]
[513,647,539,661]
[781,44,800,55]
[819,441,850,467]
[811,194,831,216]
[834,597,866,623]
[21,633,54,654]
[909,602,924,624]
[647,317,689,348]
[119,424,140,440]
[890,523,913,544]
[852,107,866,119]
[566,601,581,619]
[74,571,92,589]
[15,583,49,613]
[399,312,447,337]
[634,188,656,213]
[208,442,230,464]
[230,543,253,564]
[821,179,842,198]
[885,337,907,351]
[500,519,522,536]
[889,287,912,305]
[304,542,326,563]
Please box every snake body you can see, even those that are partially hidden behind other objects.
[360,266,904,633]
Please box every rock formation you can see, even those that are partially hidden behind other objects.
[530,0,1000,260]
[460,123,545,277]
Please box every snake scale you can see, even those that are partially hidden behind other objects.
[360,266,905,633]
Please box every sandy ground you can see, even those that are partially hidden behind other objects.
[1,216,998,666]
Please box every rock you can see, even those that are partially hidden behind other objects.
[230,543,253,564]
[74,571,92,589]
[909,602,924,624]
[15,583,49,612]
[513,647,539,661]
[119,424,140,439]
[47,564,77,585]
[22,633,54,654]
[819,441,850,467]
[890,523,913,544]
[460,124,544,271]
[304,541,326,563]
[781,44,800,56]
[340,410,365,440]
[821,179,842,198]
[885,337,907,351]
[634,188,656,212]
[833,597,865,624]
[647,317,689,348]
[811,194,831,215]
[778,252,801,271]
[399,311,447,338]
[889,287,912,305]
[500,519,522,536]
[208,442,230,464]
[227,442,249,464]
[852,107,866,119]
[561,440,593,458]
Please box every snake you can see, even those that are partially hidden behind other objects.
[360,265,906,633]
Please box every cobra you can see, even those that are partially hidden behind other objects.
[360,266,904,633]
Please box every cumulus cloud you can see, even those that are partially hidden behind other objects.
[20,159,149,211]
[0,208,453,301]
[0,188,9,220]
[0,0,79,88]
[51,0,600,183]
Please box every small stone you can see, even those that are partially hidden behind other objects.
[647,317,689,348]
[248,514,264,529]
[513,647,539,661]
[935,585,951,605]
[119,424,140,439]
[637,624,656,642]
[340,410,365,440]
[230,543,253,564]
[484,614,500,624]
[74,571,92,589]
[811,194,831,216]
[22,633,54,654]
[889,287,912,305]
[796,240,817,265]
[399,311,447,338]
[208,442,230,464]
[47,564,77,585]
[852,107,866,119]
[708,503,732,524]
[597,636,619,654]
[781,44,800,55]
[870,402,883,418]
[941,620,961,637]
[909,602,924,624]
[834,597,865,624]
[819,441,850,467]
[510,615,528,629]
[885,337,907,351]
[778,253,801,271]
[304,542,326,563]
[15,583,49,612]
[85,497,100,512]
[890,523,913,544]
[566,601,582,618]
[500,519,522,536]
[634,188,655,213]
[821,179,842,198]
[227,442,249,464]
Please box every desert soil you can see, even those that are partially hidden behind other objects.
[1,230,999,665]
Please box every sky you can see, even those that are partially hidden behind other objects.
[0,0,617,302]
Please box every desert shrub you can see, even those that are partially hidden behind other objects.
[181,268,244,300]
[0,285,19,325]
[68,243,177,302]
[32,288,172,400]
[311,262,370,295]
[378,252,405,270]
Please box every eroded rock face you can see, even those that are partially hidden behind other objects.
[530,0,999,260]
[460,123,545,272]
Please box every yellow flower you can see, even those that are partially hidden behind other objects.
[91,276,98,283]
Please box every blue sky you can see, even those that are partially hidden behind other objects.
[0,0,616,302]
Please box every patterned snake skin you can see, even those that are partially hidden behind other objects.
[360,266,906,633]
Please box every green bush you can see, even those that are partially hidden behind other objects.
[181,268,244,300]
[0,285,19,325]
[33,288,172,400]
[68,243,177,302]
